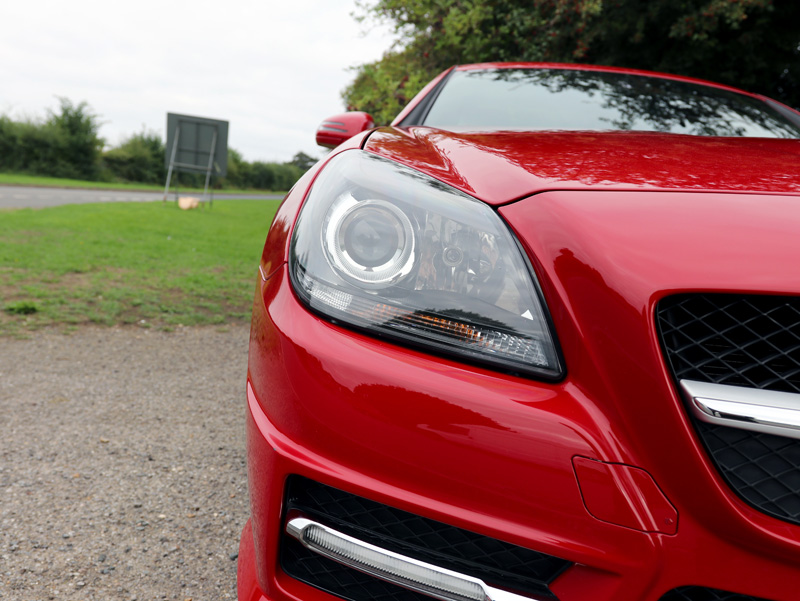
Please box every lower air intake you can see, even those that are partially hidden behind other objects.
[659,586,775,601]
[280,476,570,601]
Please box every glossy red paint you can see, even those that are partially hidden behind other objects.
[244,269,661,601]
[499,190,800,558]
[572,457,678,535]
[365,128,800,205]
[237,520,267,601]
[239,63,800,601]
[315,111,374,149]
[240,255,800,601]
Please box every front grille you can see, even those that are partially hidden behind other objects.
[659,586,774,601]
[698,421,800,523]
[280,475,571,601]
[657,294,800,393]
[657,293,800,526]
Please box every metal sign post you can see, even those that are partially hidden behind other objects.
[163,113,229,207]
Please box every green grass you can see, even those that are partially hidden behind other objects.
[0,172,283,194]
[0,199,280,335]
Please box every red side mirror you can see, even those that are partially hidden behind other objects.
[316,112,375,149]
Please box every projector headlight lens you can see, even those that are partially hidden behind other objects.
[324,196,415,287]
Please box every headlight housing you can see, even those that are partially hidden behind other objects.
[289,150,563,380]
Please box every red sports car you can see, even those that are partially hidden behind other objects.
[238,63,800,601]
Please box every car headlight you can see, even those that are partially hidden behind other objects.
[289,150,563,380]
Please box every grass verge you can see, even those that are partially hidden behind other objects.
[0,172,283,194]
[0,199,280,335]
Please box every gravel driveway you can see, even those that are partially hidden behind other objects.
[0,325,251,600]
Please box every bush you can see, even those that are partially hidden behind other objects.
[103,130,166,184]
[217,149,305,191]
[0,98,103,180]
[219,148,250,188]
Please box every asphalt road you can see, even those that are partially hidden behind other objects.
[0,185,283,209]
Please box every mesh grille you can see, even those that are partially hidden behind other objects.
[658,294,800,393]
[697,422,800,523]
[659,586,774,601]
[657,293,800,526]
[280,476,570,601]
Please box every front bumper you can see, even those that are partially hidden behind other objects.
[238,256,800,601]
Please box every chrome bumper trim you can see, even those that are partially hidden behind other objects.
[286,517,541,601]
[681,379,800,440]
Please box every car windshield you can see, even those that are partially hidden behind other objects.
[422,68,800,138]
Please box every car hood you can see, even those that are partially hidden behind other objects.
[364,127,800,205]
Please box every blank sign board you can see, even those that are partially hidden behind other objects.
[165,113,229,177]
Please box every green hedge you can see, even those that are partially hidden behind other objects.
[0,99,314,191]
[0,99,102,180]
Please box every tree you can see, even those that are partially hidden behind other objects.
[346,0,800,123]
[47,98,104,180]
[289,151,318,172]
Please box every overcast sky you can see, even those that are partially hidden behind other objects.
[0,0,397,163]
